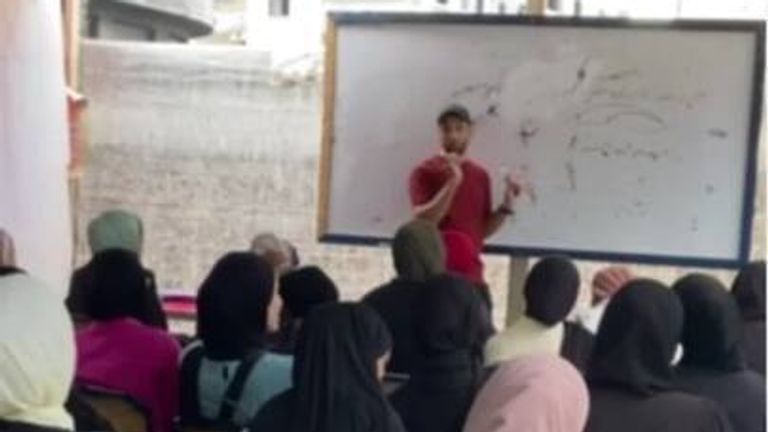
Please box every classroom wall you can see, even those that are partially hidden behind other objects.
[77,40,764,328]
[0,0,72,291]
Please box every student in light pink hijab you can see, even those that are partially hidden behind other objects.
[463,355,589,432]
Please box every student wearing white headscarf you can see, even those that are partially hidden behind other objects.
[0,274,75,432]
[485,257,580,367]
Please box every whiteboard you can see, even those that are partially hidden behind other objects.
[319,14,765,268]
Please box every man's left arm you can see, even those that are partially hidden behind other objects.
[484,175,520,239]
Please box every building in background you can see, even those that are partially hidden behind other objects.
[245,0,491,79]
[85,0,215,42]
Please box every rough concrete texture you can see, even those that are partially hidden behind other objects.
[78,40,765,329]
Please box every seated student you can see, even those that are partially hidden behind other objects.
[673,274,765,432]
[250,303,405,432]
[179,252,292,429]
[0,274,76,432]
[273,266,340,354]
[391,275,491,432]
[67,210,167,329]
[463,355,589,432]
[75,250,179,432]
[731,261,766,377]
[363,219,446,374]
[485,257,580,366]
[585,280,732,432]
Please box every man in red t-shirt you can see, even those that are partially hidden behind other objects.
[409,104,521,249]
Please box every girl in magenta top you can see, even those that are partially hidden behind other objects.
[74,250,179,432]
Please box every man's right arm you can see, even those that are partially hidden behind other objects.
[411,159,462,224]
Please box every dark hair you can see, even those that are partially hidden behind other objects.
[437,104,472,125]
[86,250,147,322]
[197,252,275,360]
[279,266,339,319]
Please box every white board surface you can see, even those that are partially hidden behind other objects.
[322,15,764,267]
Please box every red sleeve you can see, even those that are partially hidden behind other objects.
[409,164,438,206]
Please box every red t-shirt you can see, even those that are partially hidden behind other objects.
[409,155,492,248]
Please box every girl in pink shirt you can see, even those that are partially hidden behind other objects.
[75,250,179,432]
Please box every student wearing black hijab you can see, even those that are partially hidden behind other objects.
[250,303,405,432]
[180,252,292,429]
[585,280,733,432]
[485,257,582,367]
[390,274,489,432]
[673,274,765,432]
[731,261,766,377]
[273,266,340,354]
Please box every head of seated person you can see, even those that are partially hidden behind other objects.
[0,274,76,432]
[275,266,340,353]
[180,252,292,428]
[392,219,446,282]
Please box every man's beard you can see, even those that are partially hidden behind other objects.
[443,143,467,155]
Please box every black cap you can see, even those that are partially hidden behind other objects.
[437,104,472,125]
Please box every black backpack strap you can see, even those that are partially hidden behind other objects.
[217,350,264,424]
[179,343,206,427]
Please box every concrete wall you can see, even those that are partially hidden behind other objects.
[78,40,765,328]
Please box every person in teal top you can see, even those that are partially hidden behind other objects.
[180,252,292,429]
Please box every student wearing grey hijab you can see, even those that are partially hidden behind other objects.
[66,210,166,329]
[363,219,447,374]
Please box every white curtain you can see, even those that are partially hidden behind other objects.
[0,0,72,291]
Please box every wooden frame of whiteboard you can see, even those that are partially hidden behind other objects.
[316,13,766,269]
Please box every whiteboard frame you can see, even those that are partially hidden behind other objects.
[317,13,765,269]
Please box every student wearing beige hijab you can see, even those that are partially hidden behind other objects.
[0,274,75,432]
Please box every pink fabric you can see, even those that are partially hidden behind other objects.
[463,355,589,432]
[76,318,179,432]
[442,230,484,285]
